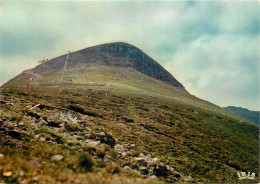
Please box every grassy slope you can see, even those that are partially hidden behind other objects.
[0,85,258,183]
[1,64,259,183]
[0,97,160,184]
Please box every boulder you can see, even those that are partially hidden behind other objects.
[123,166,130,170]
[149,175,158,179]
[30,158,42,168]
[114,144,125,152]
[39,137,46,142]
[85,140,100,147]
[171,171,181,178]
[85,133,95,139]
[96,132,116,147]
[51,154,64,161]
[134,157,147,166]
[104,155,115,162]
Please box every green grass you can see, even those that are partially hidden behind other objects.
[0,87,258,183]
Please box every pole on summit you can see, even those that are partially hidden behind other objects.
[60,51,70,83]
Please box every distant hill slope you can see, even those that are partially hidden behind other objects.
[224,106,259,125]
[3,42,186,93]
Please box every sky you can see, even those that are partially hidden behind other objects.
[0,0,259,110]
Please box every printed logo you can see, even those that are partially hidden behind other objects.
[237,172,255,180]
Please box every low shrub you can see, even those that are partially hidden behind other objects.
[78,154,93,172]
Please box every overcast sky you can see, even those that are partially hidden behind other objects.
[0,0,259,110]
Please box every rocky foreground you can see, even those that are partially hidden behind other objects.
[0,93,195,183]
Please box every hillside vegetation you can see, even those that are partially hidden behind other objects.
[0,86,258,183]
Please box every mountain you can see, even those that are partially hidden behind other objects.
[224,106,259,125]
[0,42,259,183]
[3,42,186,93]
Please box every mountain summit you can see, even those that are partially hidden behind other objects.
[4,42,187,93]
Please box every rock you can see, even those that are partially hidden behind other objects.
[172,171,181,178]
[85,133,95,139]
[18,122,24,126]
[30,158,42,168]
[96,132,116,147]
[39,137,46,142]
[139,153,145,157]
[0,153,4,158]
[181,176,194,182]
[134,157,147,166]
[147,160,158,168]
[57,127,66,133]
[85,140,100,147]
[104,155,115,162]
[152,157,159,162]
[149,175,158,179]
[114,144,125,152]
[47,119,60,127]
[51,154,64,161]
[72,135,84,141]
[38,119,47,126]
[121,152,127,156]
[147,154,152,158]
[123,166,130,170]
[34,135,40,140]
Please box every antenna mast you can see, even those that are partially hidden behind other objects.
[60,51,70,83]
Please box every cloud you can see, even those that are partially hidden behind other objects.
[0,1,259,110]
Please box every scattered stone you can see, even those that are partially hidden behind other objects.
[149,175,158,179]
[96,132,116,147]
[38,118,47,126]
[85,140,100,147]
[34,134,40,140]
[114,144,125,152]
[85,133,95,139]
[134,157,147,166]
[172,171,181,178]
[19,170,24,177]
[139,153,145,157]
[181,175,194,182]
[104,155,115,162]
[19,122,24,126]
[39,137,46,142]
[152,157,159,162]
[51,154,64,161]
[123,166,130,170]
[30,158,42,168]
